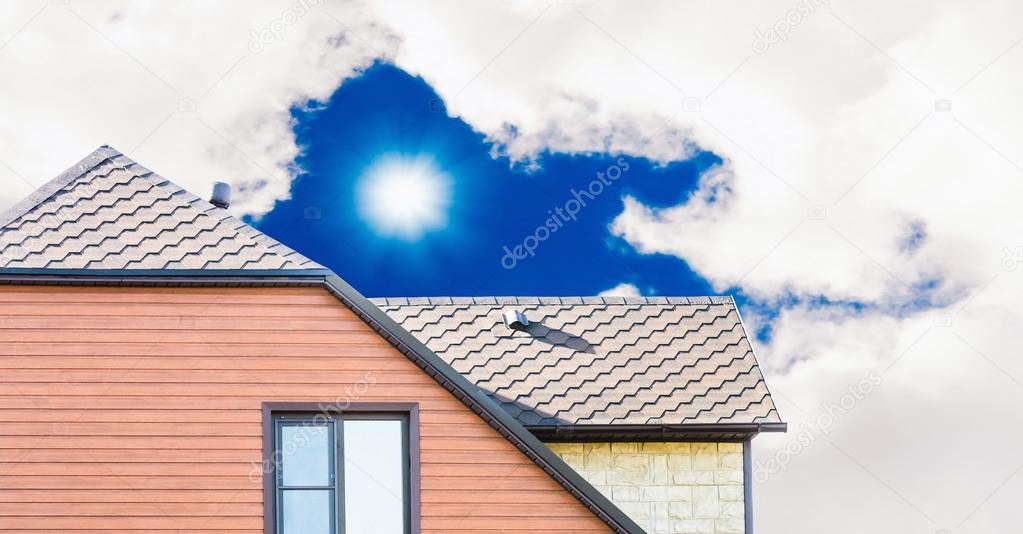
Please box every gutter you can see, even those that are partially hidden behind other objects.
[531,421,788,441]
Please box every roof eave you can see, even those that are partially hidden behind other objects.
[0,267,333,278]
[529,422,789,442]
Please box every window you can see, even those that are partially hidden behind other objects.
[266,405,416,534]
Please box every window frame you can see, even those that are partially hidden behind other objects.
[262,402,420,534]
[274,417,338,534]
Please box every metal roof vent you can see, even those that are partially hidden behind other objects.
[210,181,231,209]
[502,309,530,330]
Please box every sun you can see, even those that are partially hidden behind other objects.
[355,154,453,240]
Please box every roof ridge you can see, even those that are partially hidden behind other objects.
[370,295,736,305]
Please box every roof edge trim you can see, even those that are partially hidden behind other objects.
[0,146,122,229]
[529,422,788,442]
[373,295,736,306]
[323,274,644,533]
[732,301,786,427]
[0,268,333,278]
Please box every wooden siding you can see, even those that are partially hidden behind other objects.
[0,285,610,534]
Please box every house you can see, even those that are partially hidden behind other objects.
[0,147,785,534]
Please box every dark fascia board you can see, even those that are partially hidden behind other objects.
[321,274,644,533]
[530,422,788,443]
[532,422,789,435]
[0,269,644,534]
[0,268,334,278]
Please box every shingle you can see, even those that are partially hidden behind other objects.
[379,299,782,427]
[0,146,322,271]
[3,147,781,433]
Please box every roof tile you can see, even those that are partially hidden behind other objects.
[377,299,782,427]
[0,146,322,271]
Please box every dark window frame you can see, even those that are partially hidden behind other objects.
[262,402,421,534]
[274,417,338,534]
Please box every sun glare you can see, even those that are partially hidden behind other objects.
[356,154,453,240]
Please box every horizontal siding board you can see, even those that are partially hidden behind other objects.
[1,462,565,478]
[0,343,402,357]
[0,436,258,449]
[0,502,263,516]
[421,489,583,504]
[0,356,411,370]
[0,488,582,505]
[419,450,530,464]
[0,369,428,384]
[0,475,259,490]
[0,285,610,533]
[3,448,523,465]
[0,316,372,331]
[0,409,263,423]
[422,503,596,517]
[0,329,388,344]
[0,422,262,436]
[421,517,608,530]
[0,449,260,463]
[0,517,264,529]
[0,383,462,397]
[0,421,515,437]
[0,462,259,476]
[0,489,264,503]
[0,397,471,411]
[0,527,263,531]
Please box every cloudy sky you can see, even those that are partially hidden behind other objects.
[2,0,1023,531]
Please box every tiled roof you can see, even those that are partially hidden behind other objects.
[372,296,782,427]
[0,146,321,270]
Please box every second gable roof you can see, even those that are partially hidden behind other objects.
[373,296,783,430]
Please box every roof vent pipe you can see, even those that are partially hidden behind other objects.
[502,309,530,330]
[210,181,231,209]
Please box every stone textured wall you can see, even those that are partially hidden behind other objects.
[547,442,745,534]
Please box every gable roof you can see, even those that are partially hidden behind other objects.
[372,296,784,439]
[0,146,320,270]
[0,147,643,534]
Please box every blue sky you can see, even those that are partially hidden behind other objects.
[255,63,719,298]
[3,3,1018,531]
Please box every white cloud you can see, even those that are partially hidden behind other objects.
[2,0,1022,531]
[0,0,392,216]
[598,282,642,298]
[340,1,1023,531]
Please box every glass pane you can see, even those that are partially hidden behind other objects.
[281,489,333,534]
[280,422,332,487]
[343,419,406,534]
